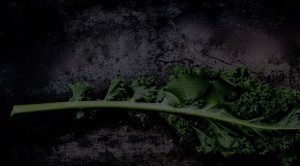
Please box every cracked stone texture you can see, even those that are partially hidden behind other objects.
[9,125,186,165]
[1,0,300,165]
[48,4,300,98]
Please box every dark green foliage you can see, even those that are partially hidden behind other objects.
[206,81,237,105]
[221,67,256,90]
[157,67,300,164]
[165,67,210,105]
[231,82,300,122]
[14,66,299,165]
[69,82,96,120]
[130,77,158,102]
[195,121,255,157]
[129,77,158,126]
[271,88,300,120]
[104,78,126,101]
[160,113,195,143]
[231,83,274,120]
[69,82,93,102]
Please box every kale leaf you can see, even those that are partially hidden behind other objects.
[11,66,300,165]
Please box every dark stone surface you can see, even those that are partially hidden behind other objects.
[0,0,299,165]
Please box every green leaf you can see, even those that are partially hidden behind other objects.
[69,82,94,120]
[10,66,300,165]
[130,77,157,102]
[69,82,93,102]
[206,81,237,105]
[161,113,194,142]
[277,107,300,128]
[104,78,126,101]
[195,127,216,154]
[157,90,181,107]
[207,120,254,157]
[165,67,210,105]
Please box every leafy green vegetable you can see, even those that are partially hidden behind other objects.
[10,67,300,165]
[231,83,300,122]
[129,77,158,126]
[104,78,126,101]
[69,82,93,102]
[161,67,299,163]
[130,77,158,102]
[221,67,256,90]
[69,82,95,120]
[165,67,210,105]
[195,120,255,157]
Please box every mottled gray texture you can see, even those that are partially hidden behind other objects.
[46,127,175,165]
[48,5,300,98]
[9,125,202,166]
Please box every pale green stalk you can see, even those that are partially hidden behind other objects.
[11,101,299,131]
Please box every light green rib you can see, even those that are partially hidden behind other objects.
[11,101,299,131]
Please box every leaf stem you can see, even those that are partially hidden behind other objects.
[11,101,299,131]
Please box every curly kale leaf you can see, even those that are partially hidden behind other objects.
[206,81,238,105]
[221,67,256,90]
[166,67,249,107]
[161,113,196,144]
[69,82,93,102]
[193,107,300,163]
[192,67,223,79]
[104,78,127,101]
[128,77,158,126]
[157,90,181,107]
[14,66,300,165]
[195,121,255,157]
[130,77,158,102]
[231,83,300,122]
[165,67,210,106]
[231,83,273,120]
[158,67,300,164]
[270,88,300,121]
[69,82,94,119]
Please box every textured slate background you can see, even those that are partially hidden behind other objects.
[0,0,299,165]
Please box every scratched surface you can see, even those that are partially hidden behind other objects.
[0,0,299,165]
[49,4,300,97]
